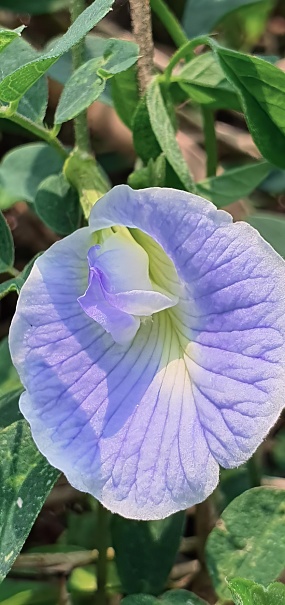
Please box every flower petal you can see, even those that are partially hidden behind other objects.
[9,185,285,520]
[90,185,285,468]
[9,223,218,519]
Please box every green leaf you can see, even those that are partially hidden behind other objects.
[0,254,40,300]
[0,0,68,14]
[215,46,285,169]
[112,65,139,129]
[52,37,138,123]
[206,487,285,600]
[128,155,166,189]
[121,591,208,605]
[0,577,57,605]
[0,143,64,208]
[0,27,24,53]
[0,389,23,429]
[0,337,21,397]
[55,58,105,124]
[161,590,208,604]
[178,52,240,111]
[0,36,48,123]
[133,96,161,164]
[0,211,14,273]
[260,168,285,193]
[146,80,194,192]
[183,0,265,37]
[246,213,285,257]
[0,416,59,582]
[121,596,157,605]
[111,512,185,595]
[0,0,114,104]
[196,161,271,207]
[229,578,285,605]
[35,173,81,235]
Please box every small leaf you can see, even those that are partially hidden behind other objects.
[246,213,285,257]
[35,173,81,235]
[206,487,285,600]
[161,590,208,604]
[112,65,139,129]
[178,52,240,111]
[55,38,139,124]
[55,59,105,124]
[146,80,194,192]
[215,46,285,169]
[0,36,48,123]
[0,143,64,207]
[128,155,166,189]
[183,0,265,37]
[229,578,285,605]
[0,416,59,582]
[0,26,24,53]
[0,0,115,104]
[196,161,270,207]
[121,591,208,605]
[0,254,41,300]
[111,512,185,595]
[0,211,14,273]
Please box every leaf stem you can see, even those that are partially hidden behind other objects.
[7,266,20,278]
[96,502,110,605]
[150,0,188,47]
[0,107,68,159]
[129,0,154,94]
[70,0,91,152]
[202,107,218,177]
[164,35,209,80]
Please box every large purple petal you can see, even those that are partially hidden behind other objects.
[9,185,285,520]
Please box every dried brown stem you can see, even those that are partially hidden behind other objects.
[11,548,115,578]
[129,0,154,93]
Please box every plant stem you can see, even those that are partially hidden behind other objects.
[150,0,188,47]
[129,0,154,94]
[0,107,68,159]
[96,503,110,605]
[202,107,217,177]
[70,0,90,152]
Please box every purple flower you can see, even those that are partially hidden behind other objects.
[9,185,285,520]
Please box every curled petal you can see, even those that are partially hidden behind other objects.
[9,185,285,519]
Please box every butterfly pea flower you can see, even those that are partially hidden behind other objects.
[9,185,285,520]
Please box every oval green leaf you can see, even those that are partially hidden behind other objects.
[206,487,285,600]
[35,173,81,235]
[0,143,64,207]
[111,512,185,595]
[215,47,285,169]
[196,161,270,207]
